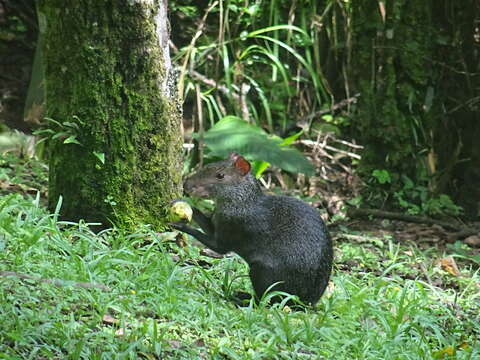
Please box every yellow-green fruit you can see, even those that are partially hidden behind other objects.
[169,200,193,223]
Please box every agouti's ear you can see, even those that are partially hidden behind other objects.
[230,153,251,175]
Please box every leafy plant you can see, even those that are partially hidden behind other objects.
[371,169,392,185]
[421,194,463,217]
[198,115,315,176]
[172,0,334,135]
[0,153,48,196]
[33,116,83,146]
[393,175,463,216]
[366,170,463,217]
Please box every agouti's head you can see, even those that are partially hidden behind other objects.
[184,153,255,199]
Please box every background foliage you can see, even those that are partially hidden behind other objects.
[0,0,479,217]
[168,0,479,217]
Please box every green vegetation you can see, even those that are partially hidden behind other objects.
[1,154,479,359]
[199,116,314,176]
[1,1,479,357]
[169,0,479,217]
[368,170,463,217]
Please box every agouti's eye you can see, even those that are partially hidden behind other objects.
[216,173,225,180]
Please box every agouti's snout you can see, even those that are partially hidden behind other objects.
[183,176,209,198]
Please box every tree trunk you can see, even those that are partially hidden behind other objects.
[38,0,182,228]
[351,0,436,177]
[431,1,480,218]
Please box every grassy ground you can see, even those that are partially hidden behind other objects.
[0,154,479,359]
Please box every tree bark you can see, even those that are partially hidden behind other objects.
[351,0,436,176]
[38,0,182,228]
[431,1,480,218]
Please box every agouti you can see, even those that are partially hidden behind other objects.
[171,153,333,305]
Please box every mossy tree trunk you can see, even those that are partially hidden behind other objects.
[351,0,436,177]
[38,0,182,228]
[430,2,480,217]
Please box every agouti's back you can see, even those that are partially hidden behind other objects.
[182,153,333,305]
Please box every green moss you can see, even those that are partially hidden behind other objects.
[352,0,438,178]
[39,0,182,230]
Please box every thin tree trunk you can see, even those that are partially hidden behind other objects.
[431,1,480,217]
[351,0,436,177]
[38,0,182,228]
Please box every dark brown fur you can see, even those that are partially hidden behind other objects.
[171,153,333,305]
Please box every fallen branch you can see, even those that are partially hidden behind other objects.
[189,70,240,102]
[314,146,353,174]
[331,138,364,150]
[332,233,375,243]
[346,207,478,235]
[449,228,480,241]
[0,271,111,292]
[300,139,362,160]
[305,93,360,121]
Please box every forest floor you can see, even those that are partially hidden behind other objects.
[0,152,479,359]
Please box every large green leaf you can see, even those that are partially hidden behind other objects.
[200,116,315,176]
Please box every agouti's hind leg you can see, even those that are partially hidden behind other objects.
[230,291,255,307]
[249,264,281,301]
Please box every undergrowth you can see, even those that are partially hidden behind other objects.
[0,156,479,359]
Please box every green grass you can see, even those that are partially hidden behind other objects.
[0,156,479,359]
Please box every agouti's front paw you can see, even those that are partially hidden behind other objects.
[168,222,194,233]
